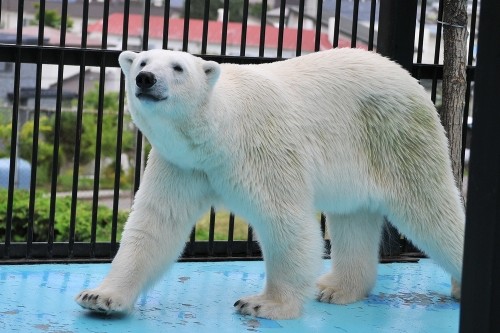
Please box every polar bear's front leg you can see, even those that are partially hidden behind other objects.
[75,151,214,314]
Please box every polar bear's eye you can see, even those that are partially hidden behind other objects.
[173,64,183,73]
[140,61,146,67]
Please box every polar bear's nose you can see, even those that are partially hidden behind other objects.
[136,71,157,89]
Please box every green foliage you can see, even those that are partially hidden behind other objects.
[0,189,127,242]
[81,86,135,159]
[31,3,74,29]
[18,116,61,185]
[0,108,12,158]
[1,85,136,191]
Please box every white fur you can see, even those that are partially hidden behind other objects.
[75,48,464,319]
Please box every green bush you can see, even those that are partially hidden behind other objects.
[0,189,127,243]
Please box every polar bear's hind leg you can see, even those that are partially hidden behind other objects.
[317,210,384,304]
[234,210,324,319]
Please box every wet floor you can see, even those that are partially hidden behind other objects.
[0,259,459,333]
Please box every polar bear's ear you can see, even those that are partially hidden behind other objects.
[202,61,221,87]
[118,51,138,76]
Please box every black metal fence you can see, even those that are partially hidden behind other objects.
[0,0,479,263]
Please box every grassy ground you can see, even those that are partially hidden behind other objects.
[194,210,250,240]
[193,211,326,241]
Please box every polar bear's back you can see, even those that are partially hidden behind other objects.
[215,47,443,156]
[212,48,451,212]
[216,48,436,132]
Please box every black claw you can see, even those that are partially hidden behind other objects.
[82,294,89,301]
[253,305,261,311]
[240,302,248,309]
[94,295,99,301]
[106,299,112,307]
[234,300,241,307]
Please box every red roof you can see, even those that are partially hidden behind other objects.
[88,13,348,52]
[1,26,102,47]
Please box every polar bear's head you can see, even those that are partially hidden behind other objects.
[118,49,220,115]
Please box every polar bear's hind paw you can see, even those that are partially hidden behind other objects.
[233,294,301,319]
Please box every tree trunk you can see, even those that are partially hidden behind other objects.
[441,0,468,193]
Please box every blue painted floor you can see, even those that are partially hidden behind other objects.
[0,259,459,333]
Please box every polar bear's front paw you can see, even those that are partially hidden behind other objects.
[316,273,369,304]
[75,288,133,314]
[234,294,302,320]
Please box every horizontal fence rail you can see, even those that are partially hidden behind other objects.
[0,0,477,263]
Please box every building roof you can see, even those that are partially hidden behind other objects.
[0,26,102,47]
[2,0,184,21]
[88,13,341,52]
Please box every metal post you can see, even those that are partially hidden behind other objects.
[459,0,500,330]
[377,0,418,71]
[376,0,418,257]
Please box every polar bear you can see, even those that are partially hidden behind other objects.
[75,48,464,319]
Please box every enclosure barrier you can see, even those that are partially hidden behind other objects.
[0,1,477,263]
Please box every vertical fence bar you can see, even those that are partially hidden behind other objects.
[27,0,46,258]
[295,0,305,57]
[201,0,210,54]
[246,225,254,256]
[350,0,360,48]
[142,0,151,51]
[111,0,131,258]
[182,0,190,52]
[320,213,326,238]
[333,0,341,48]
[377,0,417,72]
[132,134,142,194]
[367,0,377,51]
[111,87,125,256]
[314,0,323,52]
[133,0,151,195]
[4,0,25,259]
[162,0,171,50]
[188,228,196,257]
[320,213,329,257]
[122,1,130,59]
[433,0,444,64]
[461,0,478,170]
[416,0,427,63]
[227,213,235,257]
[460,0,500,329]
[208,207,216,256]
[89,0,111,258]
[276,0,286,58]
[220,0,229,55]
[431,0,444,104]
[240,0,249,56]
[68,0,89,258]
[466,0,478,66]
[377,0,418,258]
[259,0,267,57]
[47,0,70,257]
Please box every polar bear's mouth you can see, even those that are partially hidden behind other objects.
[135,92,168,102]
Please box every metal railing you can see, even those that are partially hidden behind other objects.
[0,0,478,263]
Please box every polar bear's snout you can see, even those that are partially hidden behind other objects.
[134,71,167,102]
[136,71,157,89]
